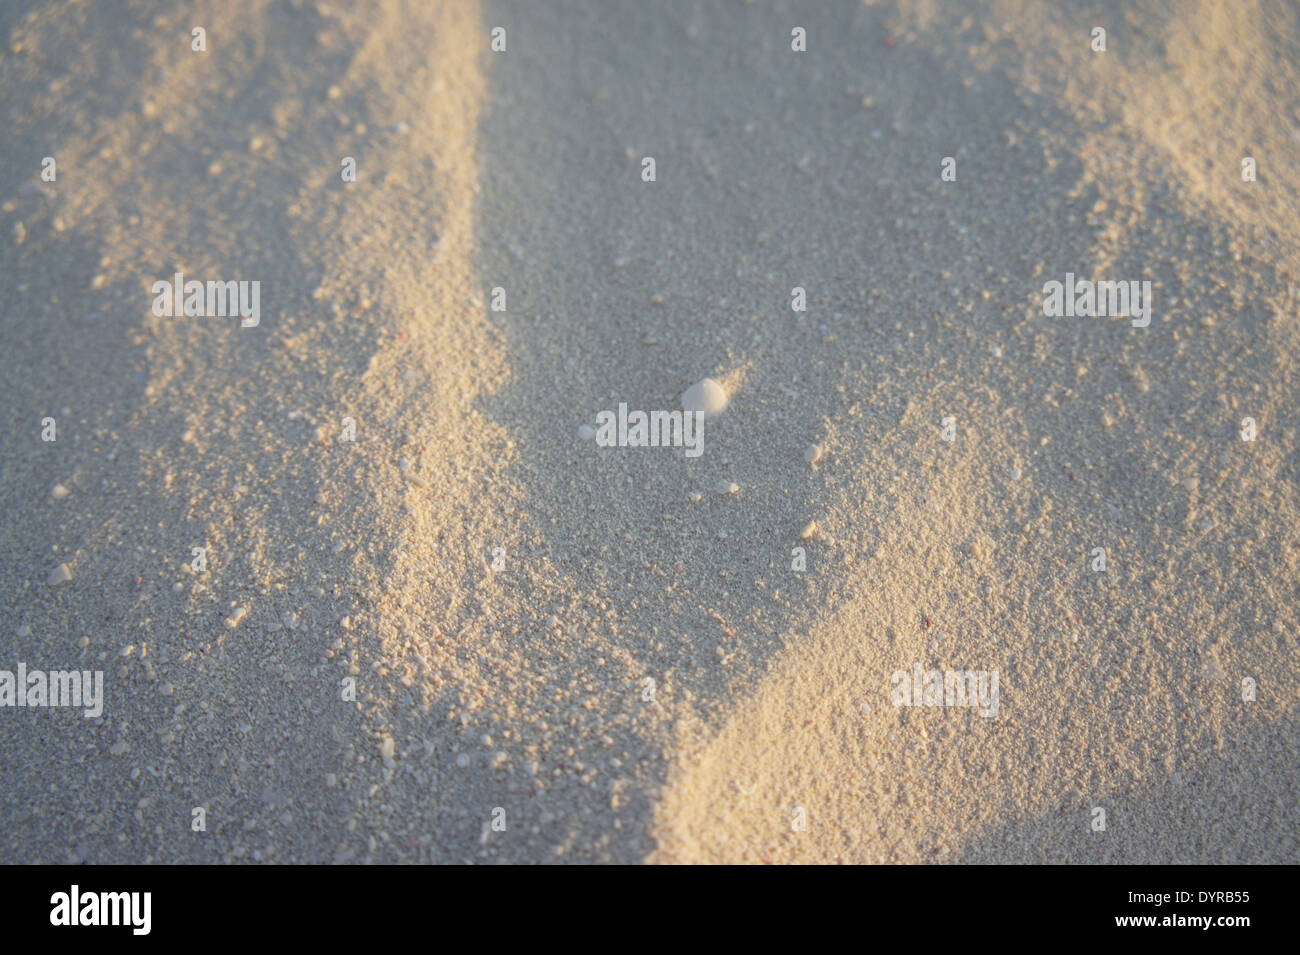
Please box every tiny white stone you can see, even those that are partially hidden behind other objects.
[51,484,70,500]
[47,563,72,585]
[799,521,818,540]
[225,605,249,629]
[715,480,739,495]
[578,424,596,441]
[456,753,470,768]
[681,377,729,418]
[1010,468,1022,480]
[804,444,823,465]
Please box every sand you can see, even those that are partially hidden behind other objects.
[1,0,1297,864]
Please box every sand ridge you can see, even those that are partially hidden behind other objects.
[1,0,1296,864]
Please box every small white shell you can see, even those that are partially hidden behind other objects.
[681,378,729,418]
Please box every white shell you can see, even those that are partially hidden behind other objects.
[681,377,728,418]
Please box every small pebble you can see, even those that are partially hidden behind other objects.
[715,480,739,495]
[51,483,70,500]
[799,521,818,540]
[804,444,824,466]
[578,424,596,441]
[47,563,73,585]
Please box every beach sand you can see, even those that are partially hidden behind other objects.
[1,0,1297,863]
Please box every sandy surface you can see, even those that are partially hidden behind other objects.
[2,0,1297,864]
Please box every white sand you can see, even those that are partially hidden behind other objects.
[1,0,1296,863]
